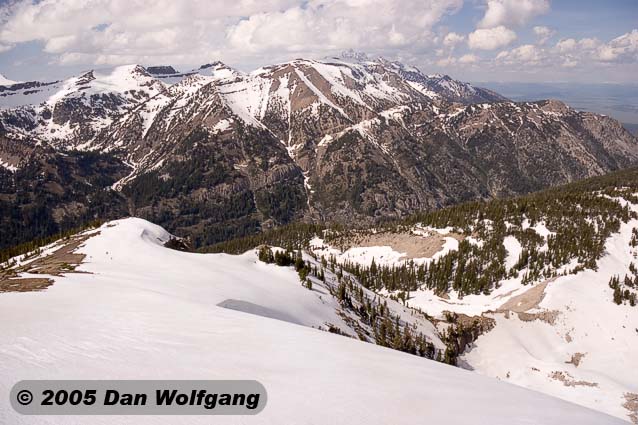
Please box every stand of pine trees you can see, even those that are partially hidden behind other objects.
[0,219,104,266]
[256,245,440,361]
[215,169,638,305]
[608,257,638,307]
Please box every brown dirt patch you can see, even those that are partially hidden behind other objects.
[19,234,92,276]
[498,279,553,312]
[624,393,638,424]
[549,371,598,387]
[517,310,560,325]
[494,288,518,300]
[0,231,97,293]
[338,231,464,260]
[452,312,496,331]
[0,277,53,293]
[565,352,586,367]
[497,277,560,324]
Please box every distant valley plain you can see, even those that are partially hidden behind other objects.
[475,82,638,134]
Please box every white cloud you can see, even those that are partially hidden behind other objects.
[443,32,465,47]
[0,0,294,43]
[596,46,618,62]
[436,57,456,67]
[533,26,555,45]
[561,57,578,68]
[0,0,635,84]
[478,0,549,29]
[436,53,479,67]
[226,0,463,54]
[594,29,638,63]
[496,44,543,65]
[0,0,463,67]
[550,31,637,64]
[495,29,638,70]
[458,53,478,63]
[554,38,577,53]
[578,38,600,50]
[554,37,601,54]
[468,26,517,50]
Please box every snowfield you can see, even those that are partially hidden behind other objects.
[460,218,638,422]
[305,212,638,423]
[0,218,624,424]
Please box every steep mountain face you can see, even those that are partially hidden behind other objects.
[1,53,637,247]
[0,65,167,149]
[0,135,129,249]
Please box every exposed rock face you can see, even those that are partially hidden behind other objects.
[145,66,179,75]
[1,54,637,246]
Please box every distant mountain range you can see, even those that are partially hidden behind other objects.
[0,51,637,249]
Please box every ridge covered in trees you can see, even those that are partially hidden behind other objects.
[210,167,638,305]
[256,244,490,365]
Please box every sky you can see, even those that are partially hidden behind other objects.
[0,0,636,84]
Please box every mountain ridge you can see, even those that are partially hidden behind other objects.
[0,53,636,249]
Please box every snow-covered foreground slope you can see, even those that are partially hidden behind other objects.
[0,218,622,424]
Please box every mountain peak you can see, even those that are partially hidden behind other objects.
[199,61,229,70]
[129,64,152,77]
[197,61,238,79]
[338,49,370,62]
[0,73,20,86]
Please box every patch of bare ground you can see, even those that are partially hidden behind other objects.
[0,232,97,293]
[337,231,465,260]
[438,312,496,357]
[0,277,53,293]
[451,312,496,332]
[335,311,368,341]
[624,393,638,424]
[549,371,598,387]
[497,277,560,324]
[438,292,450,300]
[517,310,560,325]
[493,288,518,300]
[565,352,586,367]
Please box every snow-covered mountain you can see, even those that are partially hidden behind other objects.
[0,65,168,149]
[0,54,507,150]
[0,74,20,86]
[1,53,637,250]
[0,217,627,424]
